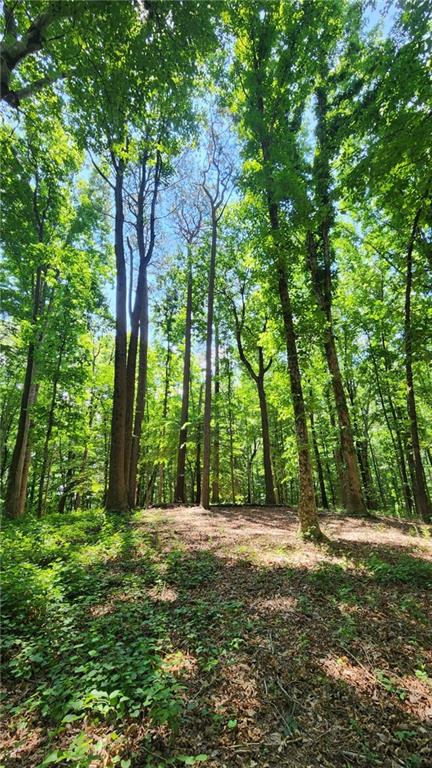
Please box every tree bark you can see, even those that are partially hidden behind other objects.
[233,306,276,505]
[1,2,68,107]
[128,266,149,506]
[226,356,236,503]
[5,263,44,517]
[195,382,204,504]
[175,255,193,502]
[369,343,413,513]
[323,325,367,515]
[306,229,367,516]
[404,208,432,522]
[257,373,276,504]
[36,336,65,518]
[126,153,160,503]
[309,409,329,509]
[246,439,257,504]
[211,325,220,503]
[306,84,367,517]
[106,160,128,512]
[201,209,217,509]
[158,311,173,505]
[254,66,323,537]
[276,259,323,540]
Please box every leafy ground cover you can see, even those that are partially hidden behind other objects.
[1,506,431,768]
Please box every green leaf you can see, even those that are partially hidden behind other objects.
[61,713,81,723]
[38,752,60,767]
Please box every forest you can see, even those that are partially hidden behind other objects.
[0,1,431,767]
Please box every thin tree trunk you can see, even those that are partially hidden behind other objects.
[233,308,276,505]
[323,327,367,515]
[201,209,217,509]
[128,266,149,506]
[326,388,347,508]
[36,338,64,518]
[126,153,160,501]
[175,255,193,502]
[257,374,276,504]
[5,263,44,517]
[404,208,432,521]
[158,303,173,505]
[226,357,236,503]
[369,438,386,509]
[306,83,367,517]
[258,105,323,538]
[18,439,32,516]
[321,434,336,508]
[211,325,220,503]
[195,383,204,504]
[309,410,329,509]
[370,344,413,513]
[277,261,323,539]
[106,161,128,512]
[5,347,37,517]
[247,439,257,504]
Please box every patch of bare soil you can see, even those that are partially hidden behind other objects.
[135,506,432,767]
[2,506,431,768]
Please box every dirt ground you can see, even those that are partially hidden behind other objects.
[130,505,432,767]
[3,505,432,768]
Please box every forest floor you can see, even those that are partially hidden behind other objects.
[2,506,432,768]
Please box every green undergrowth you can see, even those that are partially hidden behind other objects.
[0,510,247,767]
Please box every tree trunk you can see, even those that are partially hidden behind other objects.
[259,125,323,537]
[404,208,432,522]
[369,438,387,509]
[326,388,347,508]
[5,261,46,517]
[370,342,413,513]
[5,344,37,517]
[322,436,336,508]
[158,304,173,505]
[357,435,377,510]
[195,382,203,504]
[201,209,217,509]
[175,256,193,502]
[257,374,276,504]
[277,260,323,540]
[233,315,276,504]
[128,266,149,506]
[211,325,220,503]
[323,326,367,515]
[226,357,236,503]
[247,439,257,504]
[309,409,329,509]
[36,338,64,518]
[126,152,160,501]
[307,84,367,517]
[18,438,33,516]
[106,161,128,512]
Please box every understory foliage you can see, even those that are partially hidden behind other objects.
[1,507,432,766]
[1,509,246,766]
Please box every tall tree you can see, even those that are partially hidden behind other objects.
[228,3,325,539]
[200,120,234,509]
[173,190,203,502]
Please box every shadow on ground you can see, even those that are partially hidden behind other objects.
[1,506,431,768]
